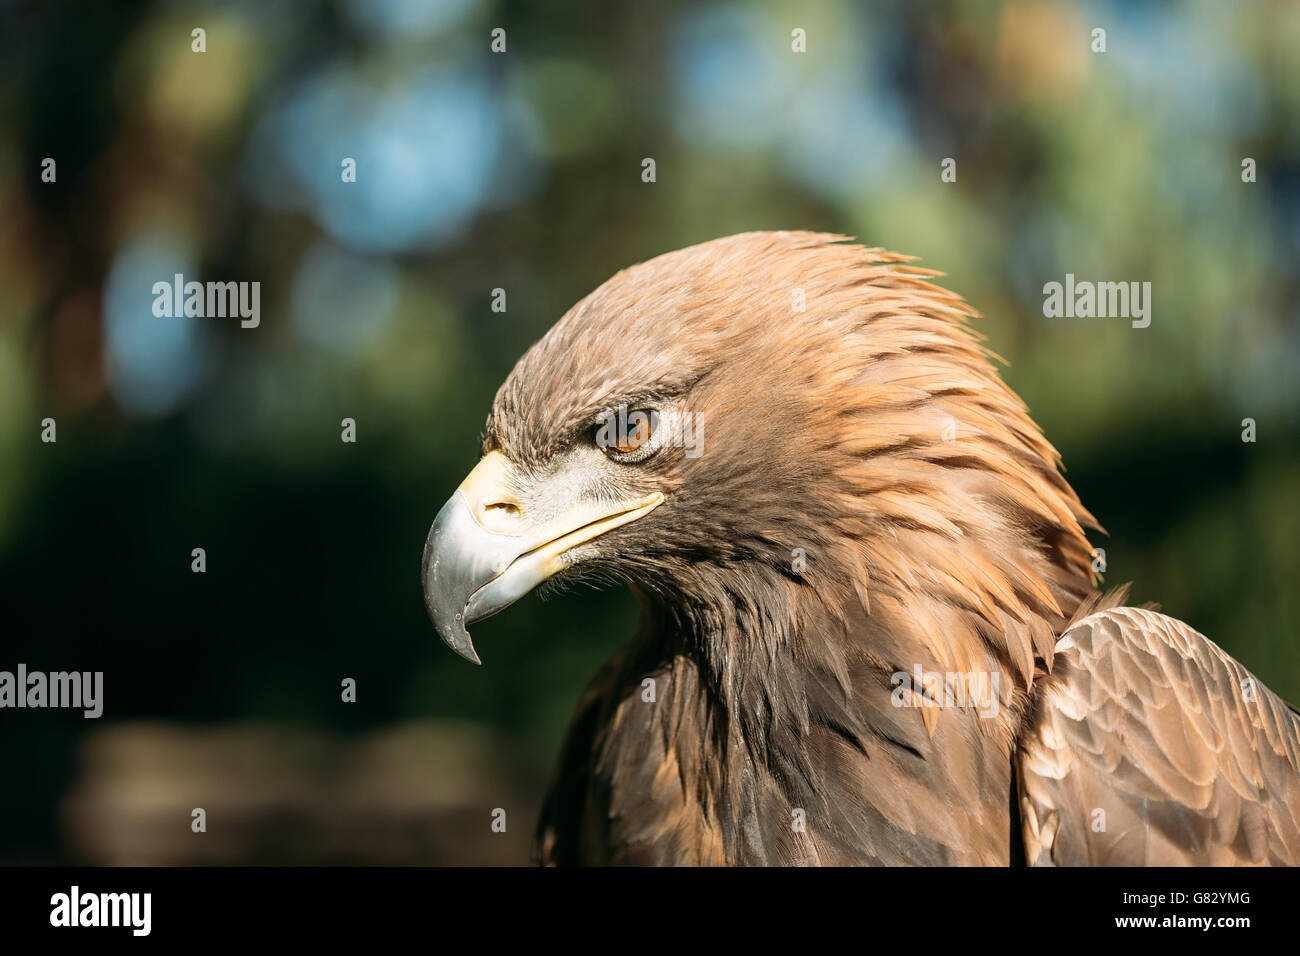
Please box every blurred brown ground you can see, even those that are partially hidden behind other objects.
[61,721,538,865]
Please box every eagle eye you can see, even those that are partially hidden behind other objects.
[594,407,660,462]
[612,416,651,453]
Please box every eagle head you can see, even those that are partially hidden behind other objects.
[422,231,1099,691]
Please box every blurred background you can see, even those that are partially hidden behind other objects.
[1,0,1298,864]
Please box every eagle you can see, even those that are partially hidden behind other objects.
[421,231,1300,865]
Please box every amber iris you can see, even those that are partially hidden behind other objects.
[612,415,652,453]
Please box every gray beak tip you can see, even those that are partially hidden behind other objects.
[425,593,483,666]
[444,626,482,666]
[422,494,489,666]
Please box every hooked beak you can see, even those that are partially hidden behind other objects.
[421,451,663,664]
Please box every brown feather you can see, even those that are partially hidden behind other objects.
[1018,608,1300,865]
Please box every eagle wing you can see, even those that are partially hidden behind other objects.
[1017,606,1300,865]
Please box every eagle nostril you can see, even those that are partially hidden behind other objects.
[478,499,523,532]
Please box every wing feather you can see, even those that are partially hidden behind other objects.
[1017,607,1300,865]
